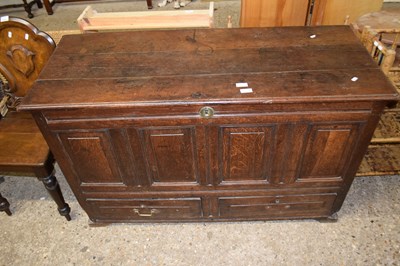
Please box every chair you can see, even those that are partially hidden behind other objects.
[0,16,71,220]
[359,26,400,95]
[354,25,400,176]
[0,0,44,18]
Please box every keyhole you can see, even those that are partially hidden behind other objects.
[199,107,214,118]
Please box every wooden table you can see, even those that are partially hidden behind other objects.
[354,10,400,47]
[20,26,398,224]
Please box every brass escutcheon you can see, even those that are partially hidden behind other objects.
[199,106,214,118]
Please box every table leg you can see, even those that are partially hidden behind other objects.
[0,193,12,216]
[146,0,153,9]
[42,0,53,15]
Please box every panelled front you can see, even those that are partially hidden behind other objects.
[50,110,368,193]
[46,105,371,215]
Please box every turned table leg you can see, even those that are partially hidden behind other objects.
[146,0,153,9]
[42,0,53,15]
[0,193,12,216]
[41,174,71,221]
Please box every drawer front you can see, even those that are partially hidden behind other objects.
[218,193,336,219]
[86,197,203,221]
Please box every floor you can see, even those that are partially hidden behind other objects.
[1,1,400,265]
[1,0,241,30]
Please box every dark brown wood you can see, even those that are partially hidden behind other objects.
[42,0,53,15]
[19,26,398,223]
[0,17,71,221]
[0,17,55,98]
[0,193,12,216]
[146,0,153,9]
[41,174,71,221]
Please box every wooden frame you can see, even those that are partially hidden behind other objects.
[356,25,400,176]
[77,2,214,33]
[361,26,398,76]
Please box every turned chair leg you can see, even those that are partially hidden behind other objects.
[41,174,71,221]
[0,193,12,216]
[35,0,43,9]
[22,0,34,18]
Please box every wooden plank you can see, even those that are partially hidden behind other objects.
[77,3,214,32]
[56,27,363,55]
[310,0,328,26]
[42,48,377,79]
[240,0,309,27]
[20,27,397,110]
[23,68,396,109]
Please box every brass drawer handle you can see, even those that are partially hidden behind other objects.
[199,106,214,118]
[133,208,158,217]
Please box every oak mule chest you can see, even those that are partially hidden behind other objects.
[20,26,398,223]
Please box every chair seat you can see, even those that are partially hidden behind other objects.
[0,111,50,168]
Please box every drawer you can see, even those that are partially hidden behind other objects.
[86,197,203,221]
[218,193,336,219]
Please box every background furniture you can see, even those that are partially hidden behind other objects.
[0,0,43,18]
[310,0,384,25]
[20,26,397,223]
[77,3,214,33]
[41,0,153,16]
[240,0,383,27]
[240,0,310,27]
[0,16,70,220]
[353,13,400,176]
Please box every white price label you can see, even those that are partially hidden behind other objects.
[240,88,253,94]
[236,82,249,88]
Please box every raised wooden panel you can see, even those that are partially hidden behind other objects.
[143,127,200,184]
[298,123,362,181]
[269,124,309,185]
[218,126,275,184]
[59,131,123,184]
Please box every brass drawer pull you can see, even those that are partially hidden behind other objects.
[199,106,214,118]
[133,208,158,217]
